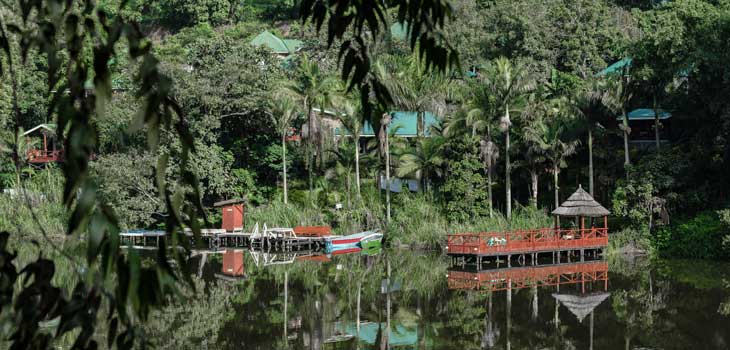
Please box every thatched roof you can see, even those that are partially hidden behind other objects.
[552,292,611,322]
[552,186,610,217]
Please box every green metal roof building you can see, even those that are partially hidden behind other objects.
[335,111,439,137]
[250,31,303,56]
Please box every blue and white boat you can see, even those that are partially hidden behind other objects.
[325,230,383,254]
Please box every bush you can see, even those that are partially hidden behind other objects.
[653,211,730,260]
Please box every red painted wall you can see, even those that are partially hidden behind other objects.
[221,204,244,231]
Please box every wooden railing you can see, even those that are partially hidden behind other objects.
[27,149,64,163]
[446,227,608,255]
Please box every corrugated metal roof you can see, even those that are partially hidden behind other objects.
[596,57,632,77]
[250,31,302,54]
[336,111,439,137]
[620,108,672,121]
[23,124,57,136]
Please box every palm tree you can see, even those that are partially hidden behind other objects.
[524,116,580,211]
[374,55,452,138]
[270,95,299,204]
[459,77,502,217]
[479,137,499,216]
[397,137,446,191]
[285,55,336,195]
[485,57,535,220]
[604,77,633,178]
[334,98,364,198]
[379,113,392,221]
[515,140,545,209]
[571,79,610,196]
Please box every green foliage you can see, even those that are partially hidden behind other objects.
[612,178,660,230]
[229,168,267,205]
[440,137,490,221]
[144,278,234,348]
[654,211,730,260]
[387,193,448,248]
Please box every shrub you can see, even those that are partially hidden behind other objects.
[653,211,729,260]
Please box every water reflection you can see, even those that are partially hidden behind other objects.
[194,248,730,350]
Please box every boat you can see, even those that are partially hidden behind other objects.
[325,230,383,253]
[359,231,383,250]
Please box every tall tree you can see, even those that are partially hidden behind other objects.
[524,116,580,210]
[334,98,364,199]
[462,77,500,217]
[479,137,499,216]
[572,79,610,196]
[376,55,452,137]
[285,55,336,196]
[604,77,633,178]
[270,95,299,205]
[486,57,534,220]
[379,113,392,221]
[397,137,446,191]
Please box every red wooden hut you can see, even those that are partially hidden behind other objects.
[214,198,245,232]
[24,124,64,163]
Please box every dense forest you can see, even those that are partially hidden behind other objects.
[2,0,730,347]
[7,0,726,254]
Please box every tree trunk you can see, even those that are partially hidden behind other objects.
[307,105,314,198]
[385,130,391,222]
[488,167,494,218]
[653,96,661,152]
[505,128,512,220]
[622,108,631,178]
[530,170,538,208]
[355,135,361,199]
[553,164,560,209]
[554,164,560,227]
[588,129,594,197]
[282,135,288,205]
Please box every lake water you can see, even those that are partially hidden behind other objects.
[194,249,730,349]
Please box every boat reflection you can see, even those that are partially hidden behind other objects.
[449,259,610,350]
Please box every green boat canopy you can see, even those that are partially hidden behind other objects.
[250,31,302,54]
[619,108,672,121]
[335,111,439,137]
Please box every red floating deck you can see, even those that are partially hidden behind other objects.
[447,227,608,256]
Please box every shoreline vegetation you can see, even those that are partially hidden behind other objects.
[2,170,727,260]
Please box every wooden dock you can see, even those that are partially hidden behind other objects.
[446,227,608,265]
[120,223,327,252]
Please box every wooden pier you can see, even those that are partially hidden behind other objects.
[120,223,327,252]
[447,186,610,263]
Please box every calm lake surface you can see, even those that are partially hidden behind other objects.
[197,250,730,349]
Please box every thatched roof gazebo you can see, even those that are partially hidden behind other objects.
[552,185,610,231]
